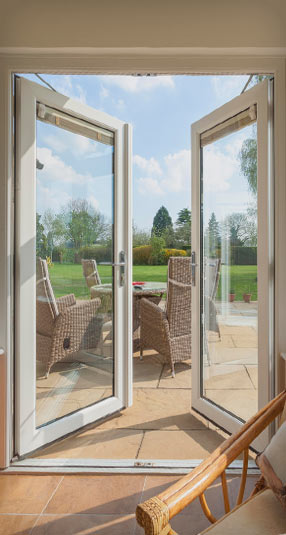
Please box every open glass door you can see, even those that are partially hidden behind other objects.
[191,80,274,449]
[15,77,132,456]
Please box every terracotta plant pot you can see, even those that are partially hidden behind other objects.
[243,293,251,303]
[229,293,235,302]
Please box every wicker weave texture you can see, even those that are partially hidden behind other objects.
[140,257,192,372]
[36,258,102,376]
[82,258,102,288]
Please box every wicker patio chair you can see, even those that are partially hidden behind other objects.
[81,258,102,288]
[136,390,286,535]
[36,257,103,377]
[140,257,192,377]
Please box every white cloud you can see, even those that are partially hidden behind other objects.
[99,75,175,93]
[42,134,68,154]
[89,195,99,210]
[135,149,191,196]
[37,182,72,214]
[134,155,162,176]
[37,147,93,185]
[52,75,87,104]
[203,144,238,192]
[162,149,190,192]
[42,131,98,157]
[100,86,110,99]
[137,177,163,196]
[211,76,249,105]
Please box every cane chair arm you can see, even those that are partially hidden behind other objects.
[140,297,167,323]
[136,391,286,535]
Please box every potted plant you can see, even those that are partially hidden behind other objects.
[243,285,252,303]
[229,288,235,302]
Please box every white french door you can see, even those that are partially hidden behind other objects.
[15,77,132,456]
[191,80,274,450]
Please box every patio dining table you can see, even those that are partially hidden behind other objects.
[90,281,167,351]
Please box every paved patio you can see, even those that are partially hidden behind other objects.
[32,301,258,461]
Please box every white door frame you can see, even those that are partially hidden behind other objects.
[191,80,273,450]
[15,76,133,456]
[0,50,285,469]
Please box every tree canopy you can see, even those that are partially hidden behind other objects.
[238,137,257,196]
[151,206,173,237]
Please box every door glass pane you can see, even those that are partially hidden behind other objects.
[35,104,114,427]
[201,122,258,422]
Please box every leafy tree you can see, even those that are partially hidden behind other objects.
[176,208,191,226]
[132,223,151,247]
[42,209,66,259]
[238,75,270,196]
[175,208,191,248]
[238,137,257,196]
[152,206,173,237]
[62,199,109,249]
[162,226,176,248]
[36,213,48,258]
[244,202,257,246]
[149,235,165,265]
[205,212,221,255]
[221,212,250,246]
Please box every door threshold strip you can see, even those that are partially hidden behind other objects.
[7,458,259,475]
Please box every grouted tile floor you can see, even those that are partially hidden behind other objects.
[0,472,259,534]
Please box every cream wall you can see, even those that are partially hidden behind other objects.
[1,0,286,50]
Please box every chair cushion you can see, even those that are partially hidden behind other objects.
[256,422,286,509]
[200,489,286,534]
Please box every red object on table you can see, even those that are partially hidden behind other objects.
[132,281,145,286]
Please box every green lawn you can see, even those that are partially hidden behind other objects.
[49,262,257,301]
[217,265,257,301]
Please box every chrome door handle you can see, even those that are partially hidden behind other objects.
[99,251,126,287]
[191,251,198,286]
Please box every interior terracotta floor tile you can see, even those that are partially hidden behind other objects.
[32,514,137,534]
[44,475,145,515]
[138,429,225,459]
[0,475,62,514]
[140,474,182,502]
[227,475,259,506]
[0,514,38,535]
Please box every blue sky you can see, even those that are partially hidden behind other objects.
[23,73,255,230]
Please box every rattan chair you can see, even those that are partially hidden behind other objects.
[36,257,102,377]
[140,257,192,377]
[81,258,102,289]
[136,390,286,535]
